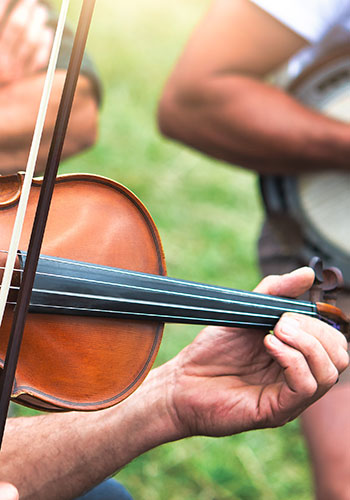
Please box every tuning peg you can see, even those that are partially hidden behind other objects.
[308,257,344,305]
[308,257,324,302]
[322,267,344,306]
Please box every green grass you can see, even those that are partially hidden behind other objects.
[16,0,313,498]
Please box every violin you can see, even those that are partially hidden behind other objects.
[0,172,349,413]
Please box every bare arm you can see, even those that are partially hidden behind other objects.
[0,71,98,175]
[0,268,348,499]
[158,0,350,174]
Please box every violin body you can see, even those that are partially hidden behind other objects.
[0,173,165,411]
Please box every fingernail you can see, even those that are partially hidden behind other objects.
[266,334,282,347]
[280,316,300,335]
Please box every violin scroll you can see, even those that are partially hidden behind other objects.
[309,257,350,341]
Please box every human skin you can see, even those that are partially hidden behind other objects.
[0,482,19,500]
[0,268,348,500]
[158,0,350,174]
[0,72,98,174]
[0,0,53,86]
[0,0,98,175]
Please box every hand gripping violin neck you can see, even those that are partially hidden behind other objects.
[0,173,348,413]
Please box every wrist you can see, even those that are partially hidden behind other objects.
[109,360,184,464]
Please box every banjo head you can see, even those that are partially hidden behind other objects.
[261,45,350,282]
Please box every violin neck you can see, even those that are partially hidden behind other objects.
[22,253,318,330]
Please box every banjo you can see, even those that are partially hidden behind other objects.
[260,45,350,284]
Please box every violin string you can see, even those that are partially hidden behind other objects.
[0,251,315,311]
[0,280,316,320]
[0,273,315,317]
[37,255,314,307]
[0,249,310,307]
[24,288,313,319]
[0,267,315,316]
[5,301,313,327]
[0,275,314,316]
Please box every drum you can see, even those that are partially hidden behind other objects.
[260,45,350,284]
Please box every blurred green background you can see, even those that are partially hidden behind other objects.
[25,0,312,498]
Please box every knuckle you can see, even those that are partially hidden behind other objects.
[261,275,277,286]
[320,367,339,388]
[331,329,349,350]
[301,334,318,354]
[299,377,318,397]
[340,334,349,351]
[11,8,27,28]
[304,314,328,333]
[288,350,303,365]
[322,370,339,387]
[256,275,279,292]
[338,351,350,373]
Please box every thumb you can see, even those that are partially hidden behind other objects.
[254,267,315,298]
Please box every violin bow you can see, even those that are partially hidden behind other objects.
[0,0,96,447]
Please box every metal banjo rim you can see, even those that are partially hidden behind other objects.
[260,43,350,282]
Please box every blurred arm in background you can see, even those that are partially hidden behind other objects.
[158,0,350,174]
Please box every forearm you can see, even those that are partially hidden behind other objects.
[158,74,350,175]
[0,71,98,175]
[0,364,179,500]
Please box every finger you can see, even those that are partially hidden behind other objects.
[1,0,37,58]
[32,27,53,71]
[264,334,321,419]
[275,313,349,378]
[265,333,318,397]
[275,316,339,387]
[15,4,51,72]
[254,267,315,298]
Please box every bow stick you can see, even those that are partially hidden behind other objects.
[0,0,96,447]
